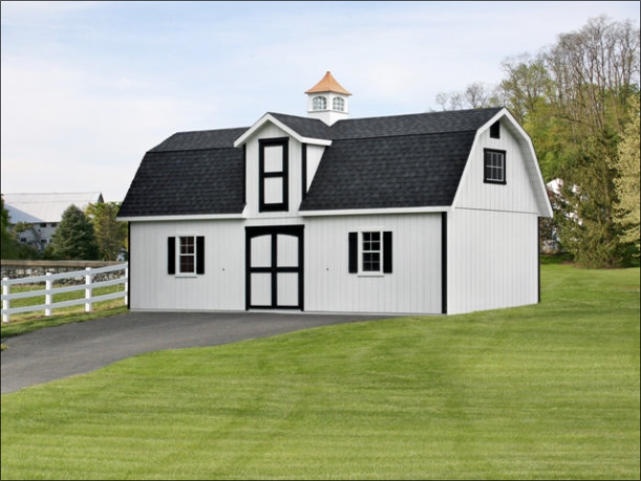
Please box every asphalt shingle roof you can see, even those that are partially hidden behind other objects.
[300,131,477,210]
[118,148,245,217]
[119,108,502,217]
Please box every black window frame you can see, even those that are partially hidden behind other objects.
[483,148,506,185]
[259,137,289,212]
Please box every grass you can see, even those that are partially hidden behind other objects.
[1,265,639,479]
[1,283,127,339]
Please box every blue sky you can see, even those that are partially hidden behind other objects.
[1,1,639,201]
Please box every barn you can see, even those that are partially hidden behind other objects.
[118,72,552,315]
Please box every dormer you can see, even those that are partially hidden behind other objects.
[305,71,351,125]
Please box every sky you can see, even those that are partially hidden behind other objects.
[1,1,639,202]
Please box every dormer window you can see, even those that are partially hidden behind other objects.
[312,96,327,110]
[332,97,345,111]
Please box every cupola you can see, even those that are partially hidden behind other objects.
[305,71,351,125]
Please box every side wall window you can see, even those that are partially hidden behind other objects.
[168,236,205,275]
[348,231,392,274]
[484,149,506,184]
[259,138,289,212]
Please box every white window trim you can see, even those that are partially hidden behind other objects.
[357,230,384,277]
[176,234,198,278]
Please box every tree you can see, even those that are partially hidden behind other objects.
[434,82,503,111]
[614,95,640,259]
[49,205,99,260]
[1,195,18,258]
[85,202,128,261]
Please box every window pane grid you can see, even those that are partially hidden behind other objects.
[484,150,505,182]
[179,236,195,273]
[362,231,382,272]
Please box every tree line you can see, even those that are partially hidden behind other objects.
[1,197,127,262]
[435,16,640,267]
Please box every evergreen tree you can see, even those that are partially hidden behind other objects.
[85,202,128,261]
[614,95,640,260]
[1,195,18,258]
[49,205,99,260]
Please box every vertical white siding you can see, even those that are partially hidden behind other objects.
[130,220,245,310]
[306,213,442,313]
[455,119,540,214]
[131,213,443,314]
[447,209,538,314]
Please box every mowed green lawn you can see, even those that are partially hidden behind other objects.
[1,265,639,480]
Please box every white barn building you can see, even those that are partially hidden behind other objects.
[118,72,552,315]
[3,192,104,252]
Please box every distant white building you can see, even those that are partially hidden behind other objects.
[3,192,103,251]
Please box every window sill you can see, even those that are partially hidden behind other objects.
[357,272,384,278]
[175,273,198,279]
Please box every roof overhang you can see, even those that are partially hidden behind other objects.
[233,113,332,148]
[117,213,245,222]
[300,206,450,217]
[451,108,553,218]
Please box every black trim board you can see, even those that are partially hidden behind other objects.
[245,225,304,310]
[242,144,247,206]
[127,221,130,309]
[301,143,308,200]
[441,212,447,314]
[258,137,289,212]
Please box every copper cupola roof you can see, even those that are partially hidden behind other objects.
[305,71,351,96]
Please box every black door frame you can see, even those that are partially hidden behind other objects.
[245,225,304,310]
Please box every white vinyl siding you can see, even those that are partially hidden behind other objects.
[305,213,442,313]
[447,209,538,314]
[455,120,539,213]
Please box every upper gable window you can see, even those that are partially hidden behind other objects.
[259,138,289,212]
[490,121,500,139]
[484,149,506,184]
[332,97,345,111]
[312,96,327,110]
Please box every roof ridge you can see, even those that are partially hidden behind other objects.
[148,146,240,154]
[167,126,249,136]
[330,129,478,142]
[332,106,504,125]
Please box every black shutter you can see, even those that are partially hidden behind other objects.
[196,236,205,274]
[167,237,175,274]
[348,232,358,273]
[383,231,393,273]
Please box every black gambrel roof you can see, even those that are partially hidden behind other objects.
[118,107,501,217]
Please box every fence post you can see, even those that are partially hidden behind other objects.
[2,278,9,323]
[85,267,93,313]
[124,266,129,306]
[45,272,53,317]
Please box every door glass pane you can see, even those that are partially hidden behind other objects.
[277,273,298,306]
[251,273,271,306]
[251,235,271,267]
[277,234,298,267]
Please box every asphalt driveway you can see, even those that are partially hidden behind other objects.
[1,311,385,394]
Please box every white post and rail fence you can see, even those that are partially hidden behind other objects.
[1,263,128,323]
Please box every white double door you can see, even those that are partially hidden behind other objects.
[246,226,303,310]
